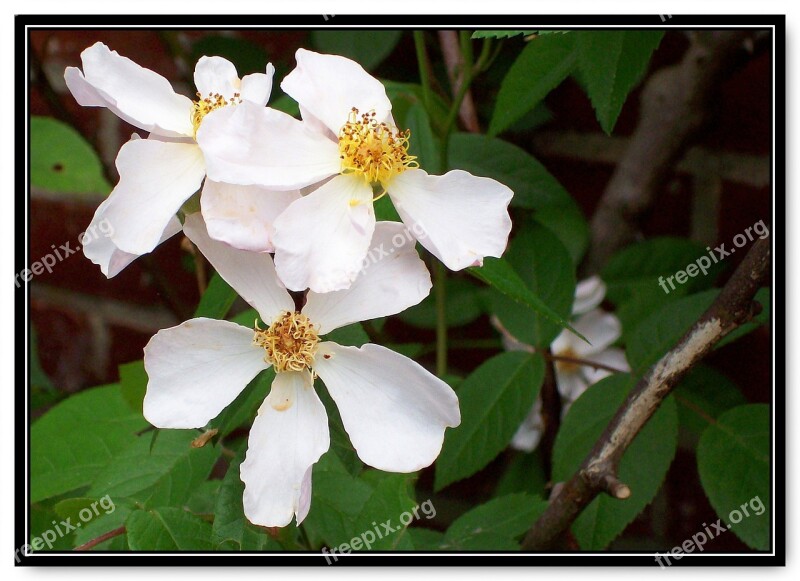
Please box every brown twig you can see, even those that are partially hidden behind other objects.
[437,30,480,132]
[74,526,126,551]
[522,237,770,549]
[538,349,560,478]
[583,31,755,274]
[490,315,626,375]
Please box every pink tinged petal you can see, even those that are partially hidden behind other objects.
[143,318,268,429]
[197,102,340,190]
[571,310,622,358]
[83,195,181,278]
[295,467,315,524]
[240,370,329,527]
[183,213,294,323]
[64,42,194,138]
[273,175,375,293]
[200,180,301,253]
[302,222,432,334]
[102,138,205,255]
[281,48,393,136]
[388,168,513,271]
[582,348,630,386]
[193,56,240,99]
[313,342,460,473]
[240,64,276,106]
[572,276,607,315]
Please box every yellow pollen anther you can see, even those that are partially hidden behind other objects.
[253,312,319,373]
[191,91,242,138]
[337,107,418,184]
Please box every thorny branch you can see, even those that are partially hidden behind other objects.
[522,237,770,550]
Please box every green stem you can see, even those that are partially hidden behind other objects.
[413,31,434,112]
[434,261,448,377]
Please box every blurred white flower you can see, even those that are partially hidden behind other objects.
[65,42,294,276]
[143,215,460,527]
[496,276,630,452]
[198,48,513,293]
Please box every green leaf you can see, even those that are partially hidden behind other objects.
[575,31,664,133]
[471,30,537,39]
[491,222,576,347]
[30,116,111,195]
[442,493,548,550]
[87,430,218,508]
[602,237,725,307]
[373,194,402,222]
[310,30,403,71]
[325,323,370,347]
[302,452,373,549]
[626,290,717,374]
[493,450,548,499]
[697,404,770,550]
[119,359,147,413]
[674,365,747,447]
[489,33,577,136]
[400,276,483,329]
[473,30,569,39]
[435,352,544,490]
[193,272,237,319]
[53,497,116,526]
[184,480,221,516]
[212,455,283,550]
[126,507,212,550]
[405,102,441,174]
[352,471,417,550]
[270,93,300,118]
[384,81,449,135]
[31,384,148,502]
[406,527,446,549]
[469,257,584,342]
[30,502,78,550]
[315,381,363,475]
[73,504,131,550]
[208,368,274,437]
[553,374,678,549]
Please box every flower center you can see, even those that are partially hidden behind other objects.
[253,311,319,373]
[555,347,580,374]
[337,108,417,184]
[191,91,241,138]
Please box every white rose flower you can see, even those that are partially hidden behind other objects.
[143,214,461,527]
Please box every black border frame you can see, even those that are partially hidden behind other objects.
[16,13,786,567]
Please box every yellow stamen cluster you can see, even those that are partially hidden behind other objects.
[253,311,319,373]
[338,108,417,184]
[191,91,242,137]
